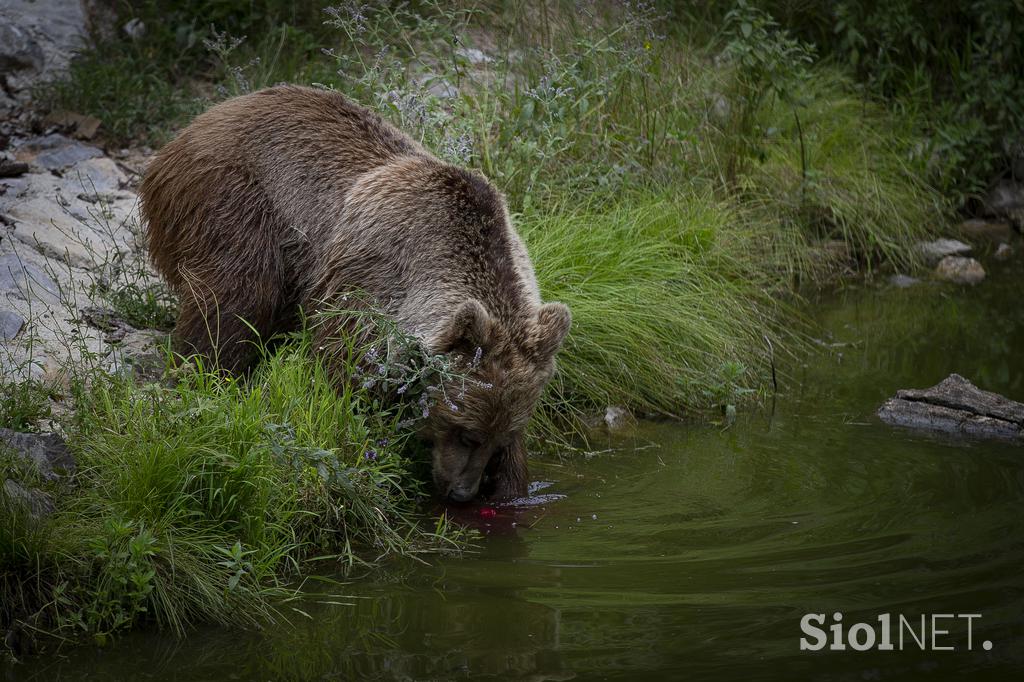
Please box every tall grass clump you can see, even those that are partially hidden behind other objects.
[1,332,465,653]
[522,194,780,427]
[735,70,948,279]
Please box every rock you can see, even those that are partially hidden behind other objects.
[0,160,29,178]
[878,374,1024,442]
[3,479,54,517]
[604,405,633,430]
[5,194,110,267]
[934,256,985,285]
[959,218,1013,243]
[0,20,44,73]
[916,238,971,265]
[983,180,1024,231]
[0,253,61,303]
[42,111,102,140]
[456,47,491,64]
[81,305,135,343]
[30,136,104,171]
[63,156,126,193]
[995,242,1014,261]
[123,17,145,41]
[0,309,25,340]
[426,78,458,99]
[710,93,731,122]
[0,0,87,97]
[0,428,76,480]
[888,273,919,288]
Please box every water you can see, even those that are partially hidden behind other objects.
[12,253,1024,681]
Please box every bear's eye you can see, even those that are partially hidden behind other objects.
[458,430,482,450]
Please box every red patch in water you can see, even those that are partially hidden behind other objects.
[478,506,497,519]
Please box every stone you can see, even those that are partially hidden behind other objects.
[3,479,54,517]
[0,20,44,72]
[80,305,134,343]
[0,428,76,480]
[0,309,25,340]
[934,256,986,285]
[0,253,61,303]
[0,0,87,97]
[42,110,102,140]
[916,238,971,265]
[34,140,104,171]
[983,180,1024,231]
[0,160,29,178]
[878,374,1024,442]
[456,47,491,64]
[888,274,919,288]
[959,218,1013,243]
[6,195,110,267]
[15,133,105,171]
[994,243,1014,261]
[62,156,126,194]
[123,17,145,41]
[604,405,633,430]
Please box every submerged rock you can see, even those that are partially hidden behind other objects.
[934,255,986,285]
[916,238,971,265]
[604,405,633,430]
[878,374,1024,442]
[888,273,919,288]
[959,218,1013,243]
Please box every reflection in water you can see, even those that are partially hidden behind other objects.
[14,256,1024,680]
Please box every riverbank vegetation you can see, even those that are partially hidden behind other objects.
[7,0,1006,653]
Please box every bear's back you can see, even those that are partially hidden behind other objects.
[205,85,431,237]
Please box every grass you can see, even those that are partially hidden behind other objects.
[524,194,779,426]
[4,0,958,654]
[2,331,466,654]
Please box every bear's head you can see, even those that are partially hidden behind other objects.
[421,298,571,502]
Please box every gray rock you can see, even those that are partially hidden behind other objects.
[983,180,1024,231]
[3,478,54,517]
[0,253,61,302]
[456,47,491,65]
[123,17,145,41]
[0,309,24,340]
[0,428,76,480]
[0,20,44,72]
[934,256,986,285]
[62,156,126,193]
[0,0,87,96]
[34,140,104,171]
[604,405,633,430]
[426,78,458,99]
[995,242,1014,261]
[888,274,919,288]
[878,374,1023,442]
[916,238,971,265]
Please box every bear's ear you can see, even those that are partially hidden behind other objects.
[434,299,494,356]
[533,302,571,360]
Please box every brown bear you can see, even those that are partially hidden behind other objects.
[139,84,571,502]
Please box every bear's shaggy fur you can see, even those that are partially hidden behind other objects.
[139,85,571,501]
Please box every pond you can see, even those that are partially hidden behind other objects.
[14,252,1024,681]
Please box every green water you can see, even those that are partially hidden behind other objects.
[13,254,1024,681]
